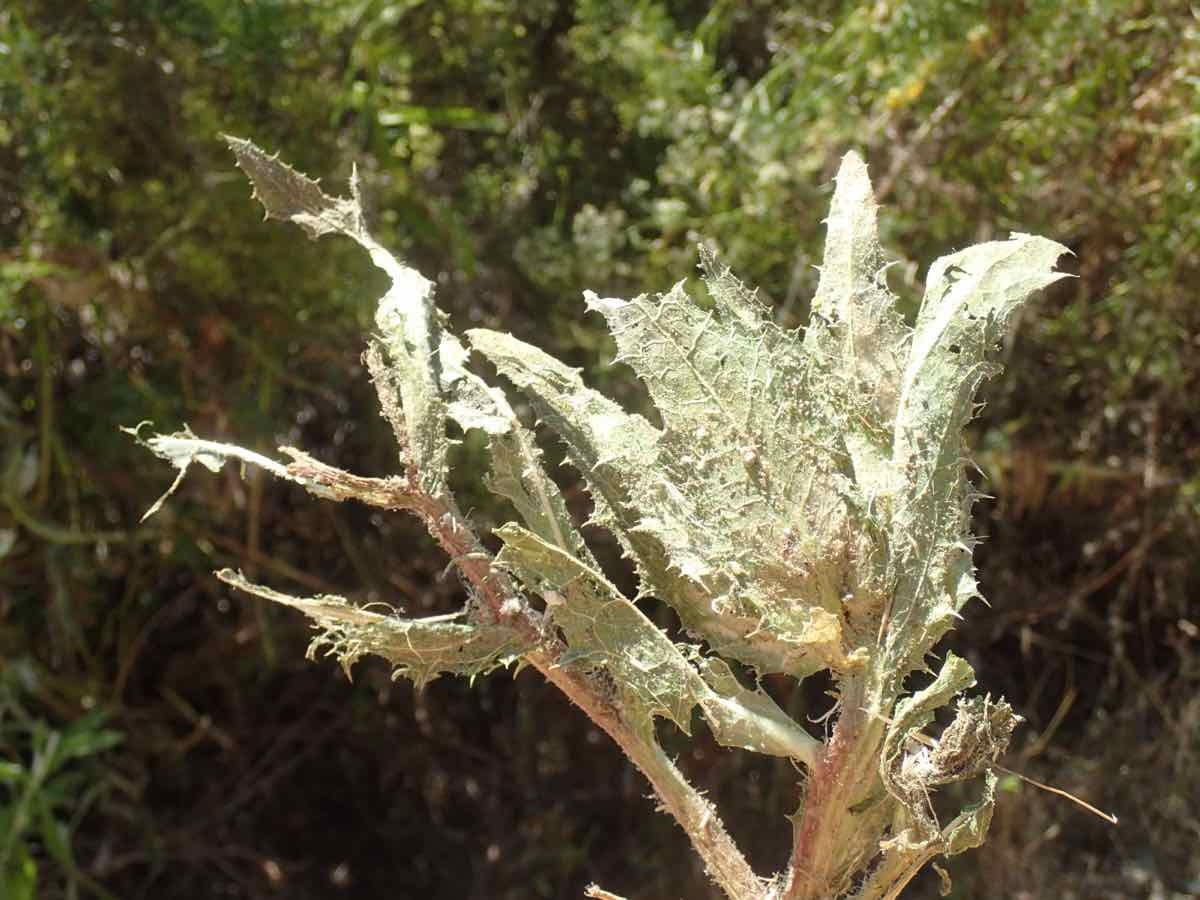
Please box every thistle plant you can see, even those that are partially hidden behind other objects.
[130,137,1069,899]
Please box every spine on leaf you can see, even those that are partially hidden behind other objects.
[130,139,1068,900]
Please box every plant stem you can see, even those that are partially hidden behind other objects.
[407,470,765,898]
[533,651,764,900]
[150,434,764,899]
[783,676,892,900]
[2,492,139,546]
[34,300,54,508]
[271,448,765,899]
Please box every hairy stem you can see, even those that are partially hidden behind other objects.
[783,676,891,900]
[417,483,763,897]
[215,443,763,898]
[533,651,764,900]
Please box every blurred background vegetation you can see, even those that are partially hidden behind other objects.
[1,1,1197,898]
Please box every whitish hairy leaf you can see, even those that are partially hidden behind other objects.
[697,658,820,766]
[226,136,449,495]
[940,769,998,855]
[867,768,998,900]
[803,153,908,501]
[811,152,888,323]
[884,655,976,754]
[223,135,366,241]
[217,569,529,688]
[584,248,876,677]
[468,328,836,676]
[880,652,976,813]
[440,334,594,565]
[495,523,699,734]
[856,653,1009,890]
[480,151,1065,683]
[885,234,1071,670]
[497,524,819,764]
[123,423,340,520]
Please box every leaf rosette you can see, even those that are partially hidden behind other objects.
[131,138,1070,900]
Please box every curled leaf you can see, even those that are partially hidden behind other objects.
[495,523,699,734]
[217,569,530,687]
[123,423,334,521]
[697,659,820,767]
[226,135,449,495]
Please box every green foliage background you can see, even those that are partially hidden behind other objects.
[1,2,1197,898]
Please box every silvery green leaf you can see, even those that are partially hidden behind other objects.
[223,135,365,241]
[495,523,701,734]
[497,524,821,763]
[697,658,820,766]
[885,654,976,753]
[468,327,835,676]
[487,433,594,564]
[217,569,529,688]
[881,652,976,813]
[125,423,228,474]
[941,768,998,855]
[226,136,449,496]
[860,764,998,900]
[440,333,593,564]
[440,333,512,436]
[803,152,907,500]
[886,234,1070,670]
[124,424,341,520]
